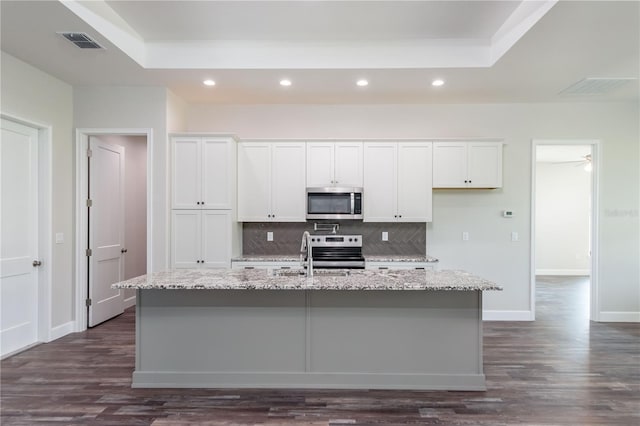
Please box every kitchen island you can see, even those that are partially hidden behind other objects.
[113,268,501,390]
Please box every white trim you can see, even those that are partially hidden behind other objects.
[535,269,590,276]
[0,113,53,344]
[49,321,75,341]
[483,310,535,321]
[599,312,640,323]
[74,128,153,333]
[531,139,600,322]
[124,294,136,309]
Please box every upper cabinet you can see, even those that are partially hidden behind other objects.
[363,142,433,222]
[306,141,363,187]
[433,141,503,188]
[238,142,306,222]
[172,136,236,209]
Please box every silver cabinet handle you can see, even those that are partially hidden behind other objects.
[32,260,42,267]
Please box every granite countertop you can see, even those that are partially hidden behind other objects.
[365,255,439,263]
[112,268,501,291]
[232,255,439,263]
[232,255,300,262]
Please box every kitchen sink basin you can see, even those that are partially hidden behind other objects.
[311,269,351,277]
[271,269,306,277]
[270,269,351,278]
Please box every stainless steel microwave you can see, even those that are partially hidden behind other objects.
[306,187,363,220]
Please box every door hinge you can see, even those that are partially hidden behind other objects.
[87,148,92,157]
[86,248,92,257]
[86,199,93,207]
[85,298,92,307]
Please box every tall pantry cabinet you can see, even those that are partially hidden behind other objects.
[170,135,241,268]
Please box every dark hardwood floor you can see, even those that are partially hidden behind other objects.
[2,277,639,425]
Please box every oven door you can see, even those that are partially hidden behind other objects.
[306,188,362,220]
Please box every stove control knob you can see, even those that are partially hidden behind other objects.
[354,238,358,242]
[349,238,353,242]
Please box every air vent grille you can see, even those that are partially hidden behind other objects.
[560,78,635,95]
[59,32,103,49]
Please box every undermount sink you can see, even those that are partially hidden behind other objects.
[313,270,351,277]
[270,269,351,278]
[271,269,306,277]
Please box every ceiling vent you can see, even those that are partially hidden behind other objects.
[59,32,104,49]
[559,78,635,95]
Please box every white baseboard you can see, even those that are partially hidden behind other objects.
[49,321,75,342]
[483,310,534,321]
[598,311,640,323]
[124,295,136,309]
[535,269,590,276]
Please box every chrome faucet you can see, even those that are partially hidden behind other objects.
[300,231,313,277]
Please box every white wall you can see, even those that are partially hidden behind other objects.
[535,161,591,275]
[167,90,187,133]
[0,52,74,329]
[186,102,640,320]
[73,86,170,273]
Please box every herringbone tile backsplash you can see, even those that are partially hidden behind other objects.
[243,222,426,256]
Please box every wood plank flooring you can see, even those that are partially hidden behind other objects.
[2,276,639,425]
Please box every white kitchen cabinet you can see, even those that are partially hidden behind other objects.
[172,210,237,268]
[238,142,306,222]
[306,141,363,187]
[363,142,433,222]
[172,136,235,209]
[433,141,502,188]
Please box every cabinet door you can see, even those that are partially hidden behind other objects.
[432,142,467,188]
[238,143,271,221]
[202,210,231,268]
[202,138,232,209]
[397,142,433,222]
[334,142,363,187]
[468,142,503,188]
[172,138,201,209]
[171,210,201,268]
[363,143,397,222]
[271,142,306,222]
[306,142,334,187]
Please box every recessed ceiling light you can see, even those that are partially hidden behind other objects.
[432,79,445,87]
[280,79,292,87]
[356,79,369,87]
[203,79,216,87]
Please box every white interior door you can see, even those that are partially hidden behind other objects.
[88,137,125,327]
[0,118,39,357]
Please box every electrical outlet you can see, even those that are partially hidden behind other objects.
[267,232,274,242]
[511,231,519,242]
[462,232,469,241]
[382,231,389,241]
[55,232,64,244]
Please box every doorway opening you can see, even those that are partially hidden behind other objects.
[532,140,599,321]
[75,129,152,331]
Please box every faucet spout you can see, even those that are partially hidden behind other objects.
[300,231,313,277]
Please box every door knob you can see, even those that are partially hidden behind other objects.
[32,260,42,267]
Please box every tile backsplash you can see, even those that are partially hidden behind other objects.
[242,222,426,256]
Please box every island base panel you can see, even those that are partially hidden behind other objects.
[134,289,485,390]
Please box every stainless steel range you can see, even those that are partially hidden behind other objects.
[308,234,365,269]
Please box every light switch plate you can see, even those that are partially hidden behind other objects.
[462,231,469,241]
[511,231,519,242]
[382,231,388,241]
[55,232,64,244]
